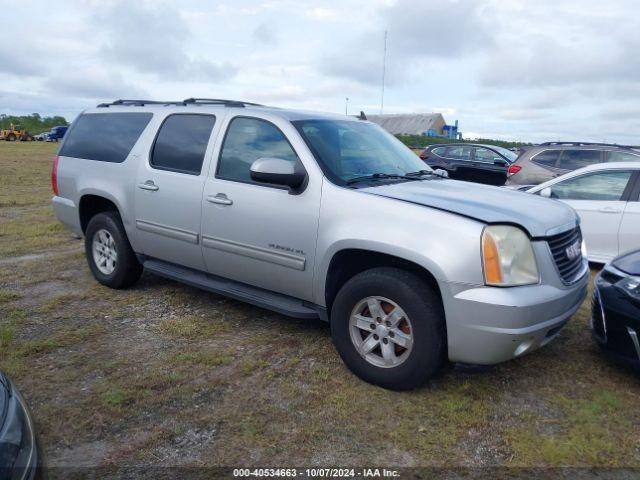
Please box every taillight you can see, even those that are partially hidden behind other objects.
[507,165,521,176]
[52,155,59,195]
[419,153,428,160]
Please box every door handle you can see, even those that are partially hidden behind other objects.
[598,207,621,214]
[138,180,159,191]
[207,193,233,206]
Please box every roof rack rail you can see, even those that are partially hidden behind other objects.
[96,98,264,108]
[539,141,640,149]
[97,99,187,108]
[182,98,263,107]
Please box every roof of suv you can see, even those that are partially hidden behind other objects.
[89,98,356,123]
[527,141,640,152]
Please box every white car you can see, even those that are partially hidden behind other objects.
[527,162,640,263]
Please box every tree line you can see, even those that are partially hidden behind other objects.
[0,113,69,135]
[395,134,532,149]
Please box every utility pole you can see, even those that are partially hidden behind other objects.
[345,97,349,115]
[380,30,387,115]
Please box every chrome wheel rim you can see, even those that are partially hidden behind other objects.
[349,296,414,368]
[92,229,117,275]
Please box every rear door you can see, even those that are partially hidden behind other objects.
[619,172,640,256]
[134,113,221,270]
[443,145,473,180]
[547,170,635,262]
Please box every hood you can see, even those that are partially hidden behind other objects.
[612,250,640,276]
[361,179,578,238]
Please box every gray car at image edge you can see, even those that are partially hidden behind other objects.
[51,99,589,390]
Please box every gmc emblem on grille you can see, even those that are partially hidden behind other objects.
[565,241,581,260]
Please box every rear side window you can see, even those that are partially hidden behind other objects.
[445,146,472,161]
[557,149,602,170]
[60,113,152,163]
[607,150,640,162]
[531,149,560,168]
[151,114,216,175]
[217,117,298,184]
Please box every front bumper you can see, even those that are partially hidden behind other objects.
[591,268,640,370]
[0,375,39,480]
[443,270,589,365]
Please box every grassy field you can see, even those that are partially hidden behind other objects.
[0,142,639,471]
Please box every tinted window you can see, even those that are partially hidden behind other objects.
[60,113,152,163]
[549,171,632,201]
[218,117,299,184]
[607,150,640,162]
[151,114,216,175]
[432,146,446,157]
[557,149,602,170]
[474,147,503,163]
[445,146,472,161]
[531,149,560,167]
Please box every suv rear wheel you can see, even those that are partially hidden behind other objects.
[330,267,445,390]
[85,211,142,289]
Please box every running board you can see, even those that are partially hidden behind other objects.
[142,258,321,320]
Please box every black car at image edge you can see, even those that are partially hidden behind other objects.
[592,249,640,371]
[0,372,39,480]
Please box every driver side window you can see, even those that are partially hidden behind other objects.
[549,171,632,200]
[217,117,299,184]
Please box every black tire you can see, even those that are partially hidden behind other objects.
[84,211,142,289]
[330,267,445,390]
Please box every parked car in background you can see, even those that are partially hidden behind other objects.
[506,141,640,186]
[526,162,640,263]
[52,98,588,390]
[45,125,68,142]
[33,132,49,141]
[592,249,640,372]
[419,143,517,185]
[0,371,40,479]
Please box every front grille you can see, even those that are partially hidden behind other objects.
[546,227,584,284]
[591,290,607,343]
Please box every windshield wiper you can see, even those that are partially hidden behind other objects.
[346,173,421,185]
[405,170,435,177]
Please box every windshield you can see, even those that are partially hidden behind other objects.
[292,119,432,185]
[490,146,518,162]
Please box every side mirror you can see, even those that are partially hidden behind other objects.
[494,159,508,166]
[540,187,552,198]
[250,158,306,191]
[433,168,449,178]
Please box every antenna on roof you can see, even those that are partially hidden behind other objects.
[380,30,387,115]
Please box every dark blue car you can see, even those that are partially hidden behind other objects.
[45,126,68,142]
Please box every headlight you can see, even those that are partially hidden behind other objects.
[481,225,539,286]
[0,381,36,479]
[616,276,640,300]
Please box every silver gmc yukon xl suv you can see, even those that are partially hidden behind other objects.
[52,98,589,390]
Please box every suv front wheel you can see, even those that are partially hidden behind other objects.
[331,267,445,390]
[85,211,142,289]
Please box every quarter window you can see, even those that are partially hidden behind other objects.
[432,146,446,157]
[531,149,560,168]
[557,149,602,171]
[549,171,632,201]
[59,113,152,163]
[151,114,216,175]
[217,117,299,184]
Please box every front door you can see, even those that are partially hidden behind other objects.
[201,115,321,301]
[548,170,634,262]
[134,113,219,270]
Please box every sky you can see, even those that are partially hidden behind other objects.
[1,0,639,143]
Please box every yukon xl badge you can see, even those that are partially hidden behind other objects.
[565,241,581,261]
